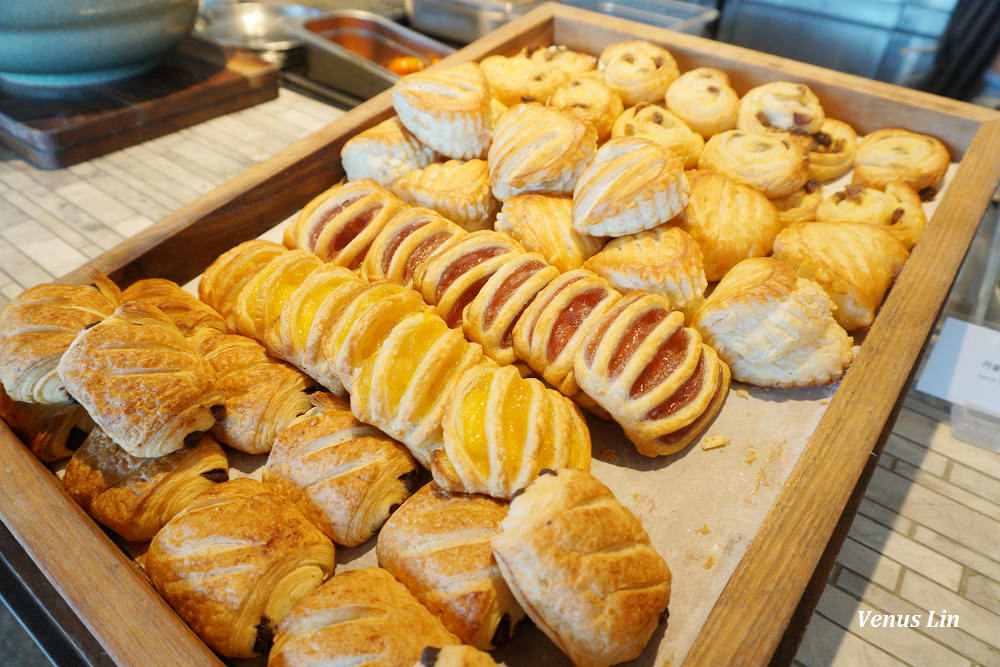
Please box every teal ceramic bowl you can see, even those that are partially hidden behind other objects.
[0,0,199,87]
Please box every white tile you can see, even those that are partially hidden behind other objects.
[0,196,29,229]
[0,237,53,288]
[949,462,1000,506]
[836,537,902,591]
[911,525,1000,584]
[185,122,274,164]
[893,410,1000,481]
[1,221,88,278]
[2,281,25,300]
[70,168,172,222]
[884,433,950,478]
[121,144,218,195]
[0,170,38,191]
[857,498,913,535]
[111,215,154,238]
[847,514,964,590]
[208,115,289,156]
[11,183,122,250]
[965,573,1000,615]
[899,570,1000,648]
[894,459,1000,519]
[2,189,91,248]
[90,155,186,211]
[54,181,134,225]
[797,612,907,667]
[157,133,248,178]
[100,150,199,204]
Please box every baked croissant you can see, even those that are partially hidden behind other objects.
[122,278,226,340]
[574,291,730,456]
[491,468,671,667]
[230,249,324,346]
[197,333,315,455]
[283,179,406,270]
[0,383,93,462]
[56,301,224,458]
[62,428,229,542]
[0,272,121,404]
[199,239,286,329]
[268,567,461,667]
[377,482,524,650]
[263,393,418,547]
[493,194,604,273]
[361,206,468,288]
[391,159,499,232]
[351,310,484,467]
[146,478,335,658]
[432,361,591,499]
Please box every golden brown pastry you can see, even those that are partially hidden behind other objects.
[0,383,93,462]
[283,179,406,270]
[816,182,927,249]
[63,428,228,542]
[572,136,689,237]
[479,52,569,106]
[342,115,440,188]
[361,206,468,288]
[415,645,500,667]
[122,278,226,340]
[852,127,950,195]
[146,478,335,658]
[230,249,324,346]
[574,291,730,456]
[771,179,823,225]
[56,301,224,458]
[0,272,121,404]
[808,118,858,182]
[392,159,499,232]
[665,67,739,139]
[612,103,704,169]
[491,468,671,667]
[599,40,679,106]
[412,230,525,328]
[494,194,604,273]
[548,72,624,142]
[737,81,825,136]
[268,567,460,667]
[488,103,597,201]
[377,482,524,650]
[197,333,315,454]
[199,239,286,330]
[670,169,782,281]
[352,310,484,467]
[583,226,707,321]
[393,62,493,160]
[433,361,591,499]
[263,393,418,547]
[691,257,854,388]
[698,129,810,199]
[526,44,597,76]
[772,221,909,331]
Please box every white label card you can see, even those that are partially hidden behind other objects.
[916,317,1000,415]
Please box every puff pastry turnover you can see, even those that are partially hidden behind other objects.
[392,159,499,232]
[342,115,439,188]
[230,249,324,347]
[361,206,468,287]
[494,194,604,273]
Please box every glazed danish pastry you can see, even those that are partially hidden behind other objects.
[548,73,624,142]
[612,103,704,169]
[698,129,810,199]
[433,361,591,499]
[691,257,854,388]
[361,206,467,287]
[197,333,315,455]
[583,226,707,321]
[341,115,439,188]
[494,194,604,273]
[0,383,93,462]
[665,67,739,139]
[56,301,224,458]
[491,468,671,667]
[772,221,909,331]
[146,478,335,658]
[376,482,524,649]
[598,40,679,106]
[284,179,406,270]
[479,52,569,106]
[268,567,460,667]
[63,429,229,542]
[393,62,493,160]
[391,159,499,232]
[0,272,121,404]
[574,291,730,456]
[816,182,927,249]
[488,103,597,201]
[808,118,857,182]
[263,393,418,547]
[852,127,950,195]
[771,179,822,226]
[199,239,285,329]
[572,136,689,237]
[122,278,226,340]
[737,81,825,136]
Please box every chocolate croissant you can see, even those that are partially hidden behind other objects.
[0,383,93,462]
[122,278,226,340]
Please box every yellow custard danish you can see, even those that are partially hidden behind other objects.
[199,239,285,329]
[391,158,499,232]
[494,194,604,273]
[599,40,679,106]
[230,249,323,347]
[665,67,739,139]
[361,206,467,287]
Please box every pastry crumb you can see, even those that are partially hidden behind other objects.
[735,388,750,398]
[597,447,617,462]
[745,446,758,464]
[696,524,710,535]
[701,434,729,450]
[704,555,715,569]
[820,400,829,405]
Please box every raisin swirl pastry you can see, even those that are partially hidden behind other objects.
[413,230,525,328]
[665,67,739,139]
[122,278,226,340]
[263,393,418,547]
[737,81,825,136]
[598,40,679,107]
[527,44,597,76]
[377,482,524,650]
[146,478,335,659]
[230,249,324,346]
[808,118,857,182]
[283,179,406,270]
[432,361,591,499]
[268,568,460,667]
[771,179,823,226]
[393,62,493,160]
[199,239,285,330]
[573,136,689,237]
[352,310,484,467]
[197,333,315,455]
[698,129,810,199]
[479,52,569,107]
[852,128,950,195]
[488,102,597,201]
[548,73,624,142]
[361,206,467,287]
[773,221,909,331]
[57,301,224,458]
[691,257,854,388]
[574,291,730,456]
[392,159,499,232]
[612,103,704,169]
[416,645,500,667]
[491,468,671,667]
[0,383,93,462]
[816,182,927,249]
[63,428,229,542]
[494,194,604,273]
[0,272,121,404]
[341,115,439,188]
[462,252,560,368]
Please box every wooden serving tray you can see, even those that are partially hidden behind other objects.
[2,4,999,665]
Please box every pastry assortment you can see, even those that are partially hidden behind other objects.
[0,30,955,667]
